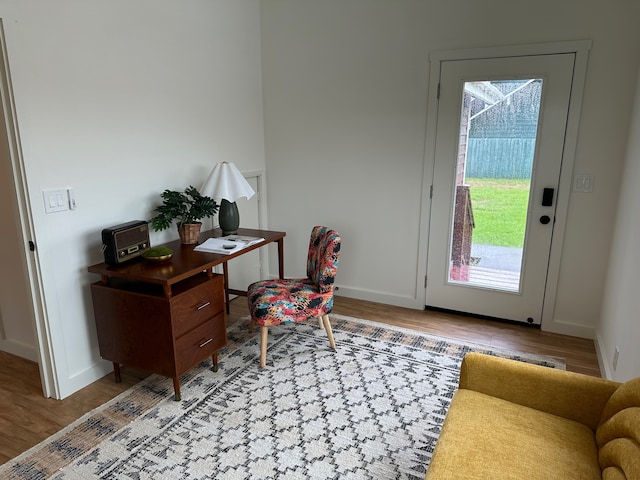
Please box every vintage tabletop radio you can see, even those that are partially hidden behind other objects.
[101,220,150,265]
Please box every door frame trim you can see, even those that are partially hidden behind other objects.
[0,20,59,397]
[418,40,592,333]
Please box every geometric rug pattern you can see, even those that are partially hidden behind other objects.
[0,314,564,480]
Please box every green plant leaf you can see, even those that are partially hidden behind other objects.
[149,186,219,231]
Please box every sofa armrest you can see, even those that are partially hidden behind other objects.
[459,352,620,430]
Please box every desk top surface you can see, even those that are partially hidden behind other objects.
[88,228,285,287]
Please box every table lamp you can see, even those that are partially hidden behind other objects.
[200,161,255,235]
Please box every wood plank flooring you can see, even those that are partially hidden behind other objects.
[332,296,600,377]
[0,295,600,465]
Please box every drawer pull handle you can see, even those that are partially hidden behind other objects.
[196,301,211,311]
[199,338,213,348]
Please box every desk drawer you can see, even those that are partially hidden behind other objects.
[171,275,224,338]
[175,313,226,374]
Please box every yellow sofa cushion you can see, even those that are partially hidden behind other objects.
[425,388,602,480]
[596,377,640,480]
[458,352,620,430]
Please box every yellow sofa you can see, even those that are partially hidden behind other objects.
[425,352,640,480]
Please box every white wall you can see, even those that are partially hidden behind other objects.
[260,1,640,344]
[0,0,265,398]
[3,0,639,399]
[597,64,640,382]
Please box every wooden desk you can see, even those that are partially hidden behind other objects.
[87,228,285,400]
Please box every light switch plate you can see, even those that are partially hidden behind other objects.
[573,174,594,193]
[43,189,69,213]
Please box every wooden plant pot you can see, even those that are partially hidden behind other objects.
[178,223,202,244]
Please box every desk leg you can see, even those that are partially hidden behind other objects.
[223,261,230,314]
[211,352,219,373]
[173,377,181,401]
[113,362,121,383]
[277,238,285,278]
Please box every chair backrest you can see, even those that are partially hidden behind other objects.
[306,226,341,293]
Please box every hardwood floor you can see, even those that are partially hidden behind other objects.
[332,296,601,377]
[0,295,600,465]
[0,352,148,465]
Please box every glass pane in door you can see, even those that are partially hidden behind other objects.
[448,79,543,292]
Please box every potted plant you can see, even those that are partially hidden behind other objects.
[150,186,219,244]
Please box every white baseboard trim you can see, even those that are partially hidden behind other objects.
[541,318,595,340]
[334,286,423,310]
[594,333,613,380]
[0,338,38,362]
[57,360,113,400]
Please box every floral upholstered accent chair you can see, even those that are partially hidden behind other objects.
[247,226,342,367]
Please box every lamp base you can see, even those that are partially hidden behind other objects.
[219,199,240,235]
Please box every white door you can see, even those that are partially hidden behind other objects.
[426,54,575,325]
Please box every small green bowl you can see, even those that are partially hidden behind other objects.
[142,247,173,263]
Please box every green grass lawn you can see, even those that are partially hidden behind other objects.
[465,178,530,248]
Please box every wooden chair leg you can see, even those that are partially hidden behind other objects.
[322,314,336,350]
[260,326,268,368]
[318,316,324,329]
[249,316,255,333]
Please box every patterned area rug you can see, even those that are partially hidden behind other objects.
[1,314,564,480]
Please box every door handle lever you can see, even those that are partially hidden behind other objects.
[542,188,555,207]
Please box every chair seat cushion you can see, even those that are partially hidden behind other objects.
[426,389,602,480]
[247,278,334,327]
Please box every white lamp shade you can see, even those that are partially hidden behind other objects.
[200,161,255,202]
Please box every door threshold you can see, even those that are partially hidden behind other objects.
[424,305,541,329]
